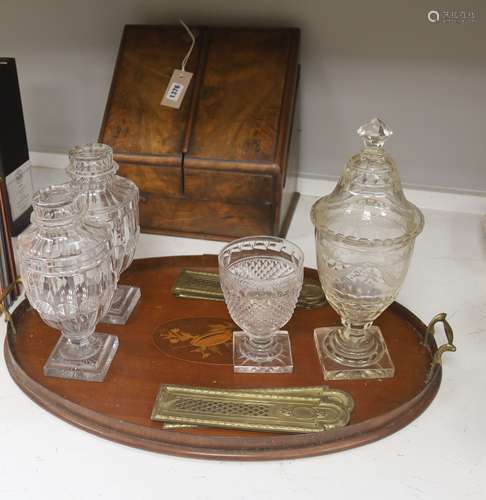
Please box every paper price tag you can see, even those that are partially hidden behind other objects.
[6,159,34,221]
[161,69,193,109]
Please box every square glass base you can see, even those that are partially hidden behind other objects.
[101,285,141,325]
[233,330,293,374]
[314,326,395,381]
[43,333,119,382]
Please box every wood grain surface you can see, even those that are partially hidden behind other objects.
[4,255,443,460]
[99,26,300,240]
[100,26,202,158]
[184,28,292,163]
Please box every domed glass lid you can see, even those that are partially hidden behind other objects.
[311,118,424,246]
[22,184,110,264]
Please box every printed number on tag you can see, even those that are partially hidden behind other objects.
[166,82,185,101]
[161,69,193,109]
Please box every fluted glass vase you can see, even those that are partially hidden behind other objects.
[67,143,140,325]
[311,118,424,380]
[17,184,118,381]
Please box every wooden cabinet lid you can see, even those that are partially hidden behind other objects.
[185,28,300,169]
[100,26,299,170]
[99,25,202,164]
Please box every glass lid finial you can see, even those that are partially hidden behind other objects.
[357,118,393,148]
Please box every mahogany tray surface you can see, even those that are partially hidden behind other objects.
[4,255,442,460]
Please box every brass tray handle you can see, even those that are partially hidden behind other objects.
[0,278,22,334]
[424,312,456,383]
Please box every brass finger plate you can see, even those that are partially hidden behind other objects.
[152,385,353,433]
[172,269,326,309]
[162,385,353,429]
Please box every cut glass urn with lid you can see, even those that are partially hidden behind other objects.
[17,184,118,381]
[67,143,140,325]
[311,118,424,380]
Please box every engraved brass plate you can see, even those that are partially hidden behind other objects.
[172,269,326,309]
[172,270,222,301]
[152,385,353,433]
[161,386,353,429]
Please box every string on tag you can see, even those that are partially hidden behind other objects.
[160,20,195,108]
[179,19,195,72]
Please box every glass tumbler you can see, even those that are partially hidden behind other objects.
[17,184,118,382]
[219,236,304,373]
[67,143,140,325]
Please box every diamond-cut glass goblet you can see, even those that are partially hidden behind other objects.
[67,143,140,325]
[17,184,118,382]
[219,236,304,373]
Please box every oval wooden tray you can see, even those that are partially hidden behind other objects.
[4,255,446,460]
